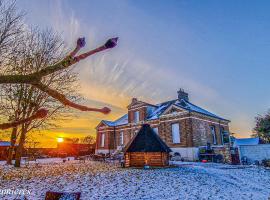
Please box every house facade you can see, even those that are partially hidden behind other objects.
[95,89,231,160]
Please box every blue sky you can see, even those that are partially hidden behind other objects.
[17,0,270,139]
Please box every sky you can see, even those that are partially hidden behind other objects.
[15,0,270,147]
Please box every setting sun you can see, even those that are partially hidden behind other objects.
[57,137,64,143]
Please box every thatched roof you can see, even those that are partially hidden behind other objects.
[124,124,171,153]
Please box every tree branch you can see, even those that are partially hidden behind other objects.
[34,82,110,114]
[0,108,48,130]
[0,37,118,111]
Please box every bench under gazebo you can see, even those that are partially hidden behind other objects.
[124,124,171,167]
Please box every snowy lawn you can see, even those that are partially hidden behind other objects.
[0,159,270,200]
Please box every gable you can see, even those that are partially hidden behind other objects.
[127,101,145,109]
[95,121,109,129]
[161,104,188,116]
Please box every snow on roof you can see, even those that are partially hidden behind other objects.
[103,114,128,127]
[174,99,228,121]
[233,137,259,147]
[147,100,174,120]
[102,98,228,127]
[148,99,228,121]
[0,141,11,147]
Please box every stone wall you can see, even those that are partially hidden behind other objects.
[238,144,270,163]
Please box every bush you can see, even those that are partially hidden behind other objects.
[262,159,270,167]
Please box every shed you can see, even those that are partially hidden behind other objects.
[0,141,11,160]
[124,124,171,167]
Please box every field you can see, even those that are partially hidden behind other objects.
[0,159,269,200]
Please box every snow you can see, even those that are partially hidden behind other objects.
[0,141,11,147]
[233,137,259,147]
[175,99,227,121]
[147,101,172,120]
[103,114,128,127]
[0,159,270,200]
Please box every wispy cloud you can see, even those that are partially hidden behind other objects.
[14,0,261,147]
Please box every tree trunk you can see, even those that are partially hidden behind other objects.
[14,126,27,167]
[6,127,17,165]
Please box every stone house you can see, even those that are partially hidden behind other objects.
[95,89,231,161]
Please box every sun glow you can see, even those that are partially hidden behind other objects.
[57,137,64,143]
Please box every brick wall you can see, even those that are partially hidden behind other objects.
[128,107,147,123]
[96,111,230,153]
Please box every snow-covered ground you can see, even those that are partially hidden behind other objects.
[0,159,269,200]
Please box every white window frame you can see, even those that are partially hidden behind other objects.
[120,131,124,145]
[100,133,105,147]
[171,123,180,144]
[134,111,140,123]
[210,126,217,145]
[153,127,158,135]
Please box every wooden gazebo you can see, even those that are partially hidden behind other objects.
[124,124,171,167]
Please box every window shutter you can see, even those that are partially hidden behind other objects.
[172,123,180,143]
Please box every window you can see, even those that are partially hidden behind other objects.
[153,127,158,135]
[210,126,217,145]
[134,111,139,123]
[120,131,124,145]
[220,127,230,144]
[171,123,180,143]
[100,133,105,147]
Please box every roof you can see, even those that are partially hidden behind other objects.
[0,141,11,147]
[148,99,229,121]
[99,98,229,128]
[124,124,172,153]
[233,137,259,147]
[102,114,128,127]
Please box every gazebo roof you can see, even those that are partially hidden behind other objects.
[124,124,171,153]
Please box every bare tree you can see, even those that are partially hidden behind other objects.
[0,0,118,167]
[0,0,118,130]
[1,29,86,167]
[81,135,95,145]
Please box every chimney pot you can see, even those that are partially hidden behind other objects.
[132,98,138,103]
[177,89,189,101]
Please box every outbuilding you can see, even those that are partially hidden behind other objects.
[124,124,171,167]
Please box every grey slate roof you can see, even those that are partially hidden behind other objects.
[101,99,229,127]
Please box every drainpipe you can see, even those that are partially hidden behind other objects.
[110,126,116,154]
[218,120,223,145]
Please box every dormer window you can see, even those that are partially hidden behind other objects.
[134,111,139,123]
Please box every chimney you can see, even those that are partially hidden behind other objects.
[131,98,138,103]
[177,88,189,101]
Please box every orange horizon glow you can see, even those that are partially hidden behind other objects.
[57,137,64,143]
